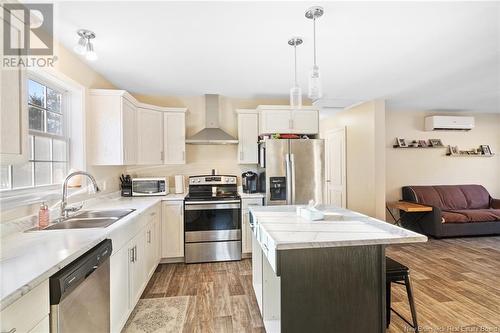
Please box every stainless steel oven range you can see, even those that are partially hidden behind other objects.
[184,175,241,263]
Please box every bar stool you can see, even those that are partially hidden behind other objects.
[386,257,419,331]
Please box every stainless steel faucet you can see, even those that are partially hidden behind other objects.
[60,171,100,219]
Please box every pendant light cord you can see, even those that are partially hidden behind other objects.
[313,18,317,66]
[294,44,298,86]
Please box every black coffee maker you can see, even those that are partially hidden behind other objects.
[242,171,258,193]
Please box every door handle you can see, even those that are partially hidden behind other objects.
[130,247,135,263]
[1,329,16,333]
[285,153,292,204]
[148,230,152,243]
[134,245,138,261]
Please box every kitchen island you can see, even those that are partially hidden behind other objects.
[249,205,427,333]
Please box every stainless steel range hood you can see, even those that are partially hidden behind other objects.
[186,94,238,145]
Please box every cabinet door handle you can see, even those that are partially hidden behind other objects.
[148,230,152,243]
[182,151,185,161]
[130,247,134,263]
[240,151,244,161]
[161,151,164,161]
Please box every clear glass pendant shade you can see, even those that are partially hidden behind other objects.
[73,36,87,55]
[290,85,302,108]
[308,64,322,100]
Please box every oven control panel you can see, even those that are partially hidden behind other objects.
[189,175,237,185]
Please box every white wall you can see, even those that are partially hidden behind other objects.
[320,100,386,219]
[385,111,500,203]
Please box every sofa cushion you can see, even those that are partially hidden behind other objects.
[434,186,469,210]
[441,211,469,223]
[407,185,491,210]
[453,209,500,222]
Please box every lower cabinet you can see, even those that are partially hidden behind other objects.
[0,280,49,333]
[110,204,161,333]
[161,201,184,259]
[242,198,263,255]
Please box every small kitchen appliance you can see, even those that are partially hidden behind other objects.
[131,177,168,196]
[242,171,258,193]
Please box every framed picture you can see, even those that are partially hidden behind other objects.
[396,138,407,148]
[449,145,459,155]
[429,139,444,147]
[418,140,428,148]
[481,145,492,155]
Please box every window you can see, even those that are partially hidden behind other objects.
[0,78,69,191]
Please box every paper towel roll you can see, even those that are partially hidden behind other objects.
[175,175,185,194]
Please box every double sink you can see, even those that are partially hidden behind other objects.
[34,209,135,231]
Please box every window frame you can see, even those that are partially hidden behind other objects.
[1,74,71,193]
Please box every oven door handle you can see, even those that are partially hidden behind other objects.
[185,202,241,210]
[185,200,241,205]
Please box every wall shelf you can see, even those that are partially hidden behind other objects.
[392,145,444,149]
[446,154,495,157]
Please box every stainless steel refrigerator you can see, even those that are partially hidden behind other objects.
[260,139,324,205]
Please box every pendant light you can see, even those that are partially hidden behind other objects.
[288,37,303,108]
[305,6,324,100]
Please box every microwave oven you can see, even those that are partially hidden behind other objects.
[131,177,168,196]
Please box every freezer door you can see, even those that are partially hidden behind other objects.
[264,140,289,205]
[290,139,324,204]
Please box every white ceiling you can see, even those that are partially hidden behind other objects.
[52,1,499,113]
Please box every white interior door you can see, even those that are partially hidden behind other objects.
[324,128,347,208]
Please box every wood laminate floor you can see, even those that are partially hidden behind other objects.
[140,237,500,332]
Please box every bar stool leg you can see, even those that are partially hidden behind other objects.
[404,274,419,331]
[386,281,391,328]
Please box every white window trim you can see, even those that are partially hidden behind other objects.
[0,67,86,210]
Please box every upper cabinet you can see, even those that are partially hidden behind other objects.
[89,89,187,166]
[0,15,28,165]
[137,106,163,165]
[237,109,259,164]
[258,105,319,135]
[163,110,186,165]
[89,90,138,165]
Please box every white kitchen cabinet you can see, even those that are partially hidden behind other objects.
[144,207,161,278]
[110,243,131,333]
[129,231,146,306]
[242,197,263,254]
[137,106,164,165]
[0,15,28,165]
[28,315,49,333]
[161,201,184,258]
[0,280,49,333]
[237,110,259,164]
[89,90,138,165]
[163,110,186,164]
[258,105,319,135]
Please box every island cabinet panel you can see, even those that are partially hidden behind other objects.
[278,245,386,333]
[251,231,263,313]
[242,197,263,254]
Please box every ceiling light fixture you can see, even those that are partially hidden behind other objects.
[288,37,303,108]
[74,29,98,61]
[305,6,324,101]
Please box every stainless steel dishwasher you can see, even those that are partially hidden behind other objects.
[49,239,112,333]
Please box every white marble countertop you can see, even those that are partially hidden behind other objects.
[0,193,184,310]
[249,205,427,251]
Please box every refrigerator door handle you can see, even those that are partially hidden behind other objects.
[290,153,296,204]
[285,153,292,204]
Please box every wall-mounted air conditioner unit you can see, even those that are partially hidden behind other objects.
[424,116,475,131]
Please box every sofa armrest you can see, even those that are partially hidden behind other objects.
[491,198,500,209]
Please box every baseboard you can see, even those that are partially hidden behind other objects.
[159,257,184,264]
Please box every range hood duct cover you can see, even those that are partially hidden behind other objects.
[186,94,238,145]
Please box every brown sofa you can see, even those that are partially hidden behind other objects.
[401,185,500,238]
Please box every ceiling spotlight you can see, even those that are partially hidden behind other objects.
[75,29,97,61]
